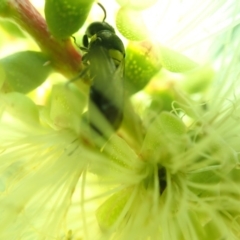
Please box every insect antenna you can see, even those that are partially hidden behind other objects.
[97,2,107,22]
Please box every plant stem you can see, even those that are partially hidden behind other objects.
[1,0,82,78]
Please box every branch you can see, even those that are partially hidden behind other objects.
[0,0,82,78]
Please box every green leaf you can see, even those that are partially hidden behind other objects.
[125,41,161,94]
[44,0,94,39]
[0,0,9,17]
[116,7,148,41]
[0,19,25,38]
[0,51,52,93]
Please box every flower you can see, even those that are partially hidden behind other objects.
[1,0,240,239]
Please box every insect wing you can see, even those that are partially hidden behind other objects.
[87,46,124,136]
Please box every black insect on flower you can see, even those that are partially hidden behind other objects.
[72,3,125,139]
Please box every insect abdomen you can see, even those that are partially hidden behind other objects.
[89,87,123,134]
[86,45,124,137]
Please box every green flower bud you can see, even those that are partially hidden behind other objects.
[0,51,52,93]
[125,41,161,94]
[44,0,94,39]
[116,7,148,41]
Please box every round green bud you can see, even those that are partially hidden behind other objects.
[44,0,94,39]
[125,41,161,95]
[116,7,148,41]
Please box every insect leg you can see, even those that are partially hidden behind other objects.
[66,66,89,87]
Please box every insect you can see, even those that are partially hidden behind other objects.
[73,3,125,138]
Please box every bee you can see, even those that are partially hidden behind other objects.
[73,3,125,138]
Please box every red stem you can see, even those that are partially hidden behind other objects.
[4,0,82,78]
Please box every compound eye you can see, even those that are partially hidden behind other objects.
[83,34,89,48]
